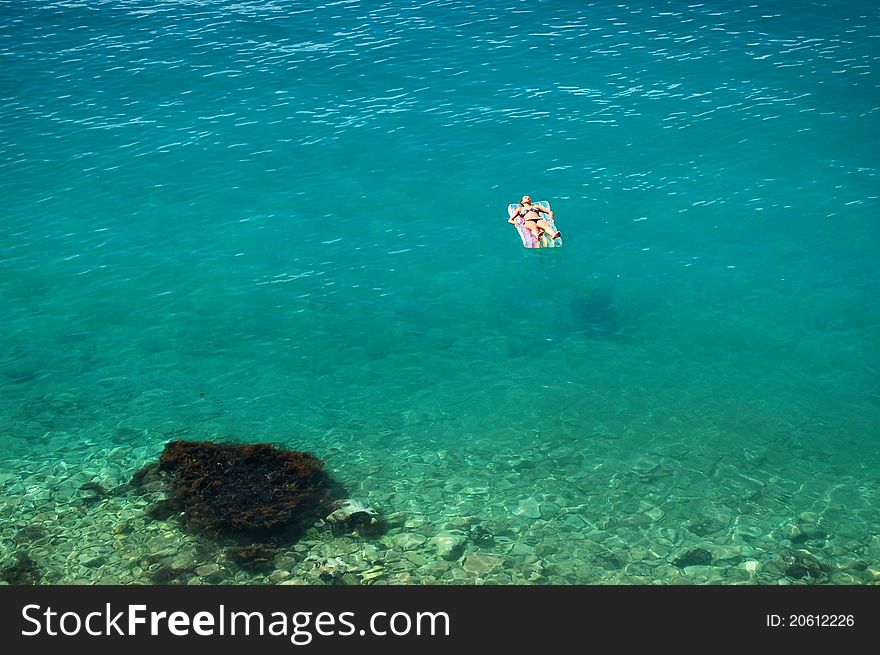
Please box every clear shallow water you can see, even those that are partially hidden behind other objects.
[1,0,879,584]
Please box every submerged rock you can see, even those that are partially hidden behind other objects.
[132,440,336,539]
[784,522,828,544]
[781,551,829,583]
[686,515,726,537]
[1,552,41,585]
[672,548,713,568]
[361,566,385,582]
[391,532,427,550]
[462,553,501,576]
[742,560,761,574]
[78,482,106,502]
[469,524,496,548]
[145,499,180,521]
[226,544,280,572]
[195,563,221,578]
[80,553,107,568]
[432,530,467,561]
[13,525,47,544]
[149,565,194,584]
[326,499,385,537]
[513,498,542,520]
[129,463,163,492]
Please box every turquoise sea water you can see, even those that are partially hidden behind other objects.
[1,0,878,584]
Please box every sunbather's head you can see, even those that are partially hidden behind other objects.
[521,195,531,204]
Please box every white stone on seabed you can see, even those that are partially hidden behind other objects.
[462,554,501,576]
[648,544,671,559]
[404,516,427,530]
[513,498,541,520]
[432,530,467,561]
[326,499,379,528]
[742,560,761,574]
[390,532,426,550]
[359,544,380,562]
[645,507,665,522]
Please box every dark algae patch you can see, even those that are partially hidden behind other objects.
[134,440,337,540]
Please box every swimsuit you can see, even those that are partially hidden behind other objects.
[517,204,544,221]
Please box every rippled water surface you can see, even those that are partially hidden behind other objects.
[1,0,878,584]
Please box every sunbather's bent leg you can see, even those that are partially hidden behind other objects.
[523,220,543,244]
[536,219,561,239]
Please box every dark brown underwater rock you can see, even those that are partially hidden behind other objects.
[132,439,338,540]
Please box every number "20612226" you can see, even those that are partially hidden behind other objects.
[766,614,854,627]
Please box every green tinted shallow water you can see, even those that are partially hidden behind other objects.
[1,0,878,584]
